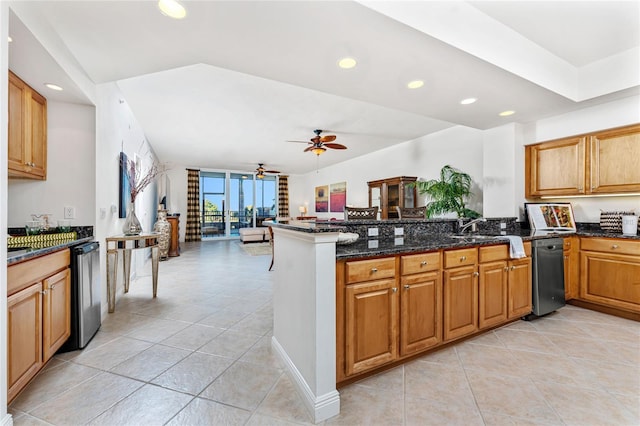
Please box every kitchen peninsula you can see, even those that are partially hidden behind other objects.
[268,218,640,423]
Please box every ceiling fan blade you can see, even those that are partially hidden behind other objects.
[286,140,312,144]
[320,135,336,142]
[303,146,315,152]
[324,143,347,150]
[265,169,280,174]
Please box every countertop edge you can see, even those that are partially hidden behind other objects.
[7,236,95,265]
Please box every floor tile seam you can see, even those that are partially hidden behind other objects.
[454,346,489,425]
[107,343,197,383]
[527,376,577,425]
[529,373,610,394]
[566,353,640,370]
[71,373,146,426]
[253,371,310,423]
[160,394,199,426]
[16,365,107,415]
[12,411,57,426]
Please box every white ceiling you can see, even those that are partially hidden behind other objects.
[7,1,640,175]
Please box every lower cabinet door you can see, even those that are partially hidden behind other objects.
[400,271,442,356]
[8,283,43,402]
[479,261,508,329]
[43,268,71,361]
[508,257,532,318]
[345,278,398,376]
[443,266,478,341]
[580,252,640,312]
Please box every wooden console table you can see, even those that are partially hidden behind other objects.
[106,233,159,313]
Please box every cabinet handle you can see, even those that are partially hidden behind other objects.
[473,272,479,277]
[371,267,378,273]
[460,256,467,261]
[49,284,56,290]
[511,266,516,271]
[392,287,398,293]
[40,290,47,295]
[420,261,427,266]
[611,245,619,249]
[504,267,509,272]
[404,285,410,290]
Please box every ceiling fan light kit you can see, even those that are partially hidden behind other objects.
[255,163,280,179]
[290,129,348,156]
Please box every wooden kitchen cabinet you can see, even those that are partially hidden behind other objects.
[589,124,640,194]
[579,237,640,313]
[400,252,442,356]
[8,71,47,180]
[477,243,532,328]
[7,250,70,403]
[340,257,398,377]
[443,247,478,342]
[525,123,640,197]
[368,176,417,219]
[478,260,508,329]
[563,237,579,300]
[344,274,398,375]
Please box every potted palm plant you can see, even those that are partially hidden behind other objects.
[414,165,480,218]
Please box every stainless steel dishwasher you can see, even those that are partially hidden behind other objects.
[528,238,565,318]
[58,241,102,352]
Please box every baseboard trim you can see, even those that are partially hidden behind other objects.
[1,413,13,426]
[271,337,340,424]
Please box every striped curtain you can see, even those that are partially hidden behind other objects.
[185,169,201,242]
[278,175,289,218]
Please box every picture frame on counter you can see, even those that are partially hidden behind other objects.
[526,202,576,231]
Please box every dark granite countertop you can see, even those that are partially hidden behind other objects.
[336,229,639,260]
[7,236,94,265]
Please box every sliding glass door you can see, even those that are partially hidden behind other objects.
[200,171,277,239]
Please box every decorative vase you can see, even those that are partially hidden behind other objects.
[123,201,143,235]
[153,209,171,260]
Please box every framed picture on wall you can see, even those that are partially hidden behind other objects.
[330,182,347,213]
[119,152,131,218]
[315,185,329,212]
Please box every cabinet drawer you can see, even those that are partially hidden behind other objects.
[580,238,640,256]
[8,249,70,296]
[346,257,396,284]
[444,248,477,268]
[401,251,441,275]
[479,242,531,263]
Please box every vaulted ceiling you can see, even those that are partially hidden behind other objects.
[8,1,640,175]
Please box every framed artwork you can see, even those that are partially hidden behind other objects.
[315,185,329,212]
[119,152,131,218]
[330,182,347,213]
[526,202,576,231]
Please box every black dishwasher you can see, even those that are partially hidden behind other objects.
[528,238,565,318]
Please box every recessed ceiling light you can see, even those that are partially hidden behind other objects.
[407,80,424,89]
[45,83,63,91]
[460,98,477,105]
[499,110,515,117]
[158,0,187,19]
[8,36,12,42]
[337,57,357,69]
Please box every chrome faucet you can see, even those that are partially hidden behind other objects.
[458,217,486,234]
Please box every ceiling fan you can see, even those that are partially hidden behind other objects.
[289,129,348,155]
[255,163,280,179]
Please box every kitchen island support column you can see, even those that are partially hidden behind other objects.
[271,227,341,423]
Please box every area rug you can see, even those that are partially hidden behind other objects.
[240,242,272,256]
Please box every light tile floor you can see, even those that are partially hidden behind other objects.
[9,241,640,425]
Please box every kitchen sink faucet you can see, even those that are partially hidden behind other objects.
[457,217,487,234]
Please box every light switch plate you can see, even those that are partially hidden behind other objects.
[368,227,379,237]
[394,227,404,236]
[368,240,379,249]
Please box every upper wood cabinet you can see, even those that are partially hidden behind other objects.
[8,71,47,180]
[525,124,640,197]
[368,176,417,219]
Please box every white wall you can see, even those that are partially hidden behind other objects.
[520,95,640,223]
[8,101,96,227]
[94,82,159,317]
[165,167,188,242]
[289,126,485,219]
[1,2,10,423]
[482,123,519,218]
